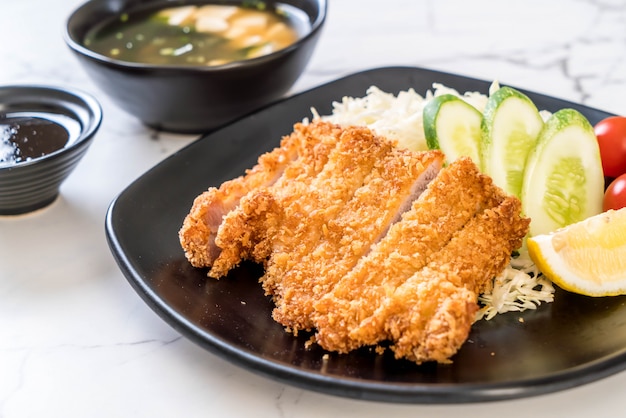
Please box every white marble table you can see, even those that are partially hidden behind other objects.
[2,0,626,416]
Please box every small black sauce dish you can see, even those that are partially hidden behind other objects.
[0,85,102,215]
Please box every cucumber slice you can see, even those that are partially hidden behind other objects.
[522,108,604,237]
[423,94,482,166]
[481,86,544,199]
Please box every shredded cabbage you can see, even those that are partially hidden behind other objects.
[311,86,429,152]
[311,82,502,152]
[476,250,554,320]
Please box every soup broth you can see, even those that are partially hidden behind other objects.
[83,2,309,66]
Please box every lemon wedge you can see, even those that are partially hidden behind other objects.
[527,208,626,296]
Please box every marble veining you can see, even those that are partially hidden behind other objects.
[2,0,626,417]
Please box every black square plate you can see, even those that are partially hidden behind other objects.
[105,66,626,404]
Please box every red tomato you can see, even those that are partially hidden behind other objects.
[594,116,626,178]
[604,173,626,211]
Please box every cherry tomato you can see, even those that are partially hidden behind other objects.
[603,173,626,211]
[594,116,626,178]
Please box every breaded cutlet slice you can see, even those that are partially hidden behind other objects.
[270,149,444,332]
[258,125,401,298]
[179,121,336,269]
[358,196,529,364]
[179,125,304,269]
[312,158,502,353]
[207,121,344,278]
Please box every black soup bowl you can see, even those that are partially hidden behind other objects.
[64,0,327,133]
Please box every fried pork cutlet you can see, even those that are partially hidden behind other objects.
[353,196,529,364]
[179,121,340,270]
[256,126,409,297]
[270,148,444,332]
[179,120,530,365]
[209,121,346,278]
[312,157,504,353]
[209,122,396,280]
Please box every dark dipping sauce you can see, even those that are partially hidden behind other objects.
[0,112,81,166]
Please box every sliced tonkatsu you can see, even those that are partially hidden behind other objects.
[269,146,443,332]
[178,120,530,364]
[179,121,340,271]
[312,157,506,353]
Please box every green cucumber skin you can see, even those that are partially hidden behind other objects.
[480,86,541,172]
[423,94,460,150]
[423,94,482,166]
[534,108,594,141]
[522,108,604,235]
[480,86,544,198]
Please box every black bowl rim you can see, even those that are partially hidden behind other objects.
[64,0,328,72]
[0,84,103,171]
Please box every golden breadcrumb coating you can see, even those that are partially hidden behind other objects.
[270,147,444,332]
[209,122,391,281]
[257,124,400,298]
[178,122,308,268]
[354,196,529,363]
[179,121,530,365]
[180,121,342,273]
[312,157,504,353]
